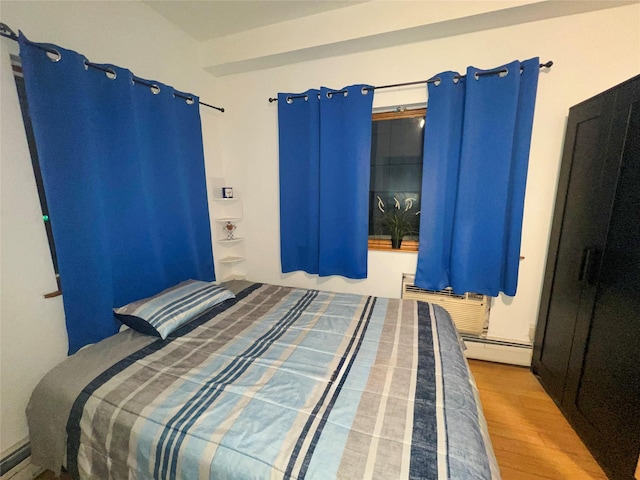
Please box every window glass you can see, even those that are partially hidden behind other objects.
[369,109,425,247]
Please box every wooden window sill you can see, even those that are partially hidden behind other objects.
[368,238,418,252]
[44,275,62,298]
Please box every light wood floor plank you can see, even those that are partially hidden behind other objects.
[468,359,607,480]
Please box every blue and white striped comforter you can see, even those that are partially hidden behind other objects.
[65,283,499,479]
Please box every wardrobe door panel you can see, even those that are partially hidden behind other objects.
[565,87,640,480]
[533,94,614,401]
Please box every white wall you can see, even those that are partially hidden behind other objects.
[0,0,222,453]
[215,4,640,343]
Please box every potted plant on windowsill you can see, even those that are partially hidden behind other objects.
[376,196,420,249]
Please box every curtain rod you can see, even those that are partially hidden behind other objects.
[0,22,225,113]
[268,61,553,103]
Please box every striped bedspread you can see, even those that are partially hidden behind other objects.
[66,283,499,479]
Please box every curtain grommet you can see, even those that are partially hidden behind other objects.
[286,96,293,104]
[46,49,61,62]
[426,75,441,86]
[453,75,461,84]
[150,84,160,95]
[304,95,309,102]
[475,68,508,80]
[185,97,194,105]
[105,69,117,80]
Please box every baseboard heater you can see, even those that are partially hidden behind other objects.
[402,274,532,366]
[0,441,42,480]
[461,335,533,366]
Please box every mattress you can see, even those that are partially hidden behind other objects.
[27,282,500,479]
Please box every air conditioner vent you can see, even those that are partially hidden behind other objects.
[402,274,489,336]
[404,284,466,300]
[467,292,485,301]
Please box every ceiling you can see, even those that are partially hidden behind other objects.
[143,0,367,41]
[142,0,638,76]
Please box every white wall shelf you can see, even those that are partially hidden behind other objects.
[217,238,244,244]
[219,256,245,264]
[215,217,242,223]
[211,196,246,282]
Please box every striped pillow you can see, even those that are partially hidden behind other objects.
[114,280,235,339]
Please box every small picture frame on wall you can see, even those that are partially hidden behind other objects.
[222,187,234,199]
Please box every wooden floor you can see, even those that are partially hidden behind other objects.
[35,469,70,480]
[468,359,607,480]
[37,360,606,480]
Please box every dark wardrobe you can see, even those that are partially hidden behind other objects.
[533,74,640,479]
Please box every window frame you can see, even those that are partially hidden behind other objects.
[10,53,62,297]
[368,107,426,253]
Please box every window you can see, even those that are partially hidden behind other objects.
[11,54,61,297]
[368,108,425,252]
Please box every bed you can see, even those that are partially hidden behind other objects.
[27,281,500,479]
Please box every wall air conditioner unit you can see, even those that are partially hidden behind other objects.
[401,274,488,336]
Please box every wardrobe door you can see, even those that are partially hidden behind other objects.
[563,77,640,480]
[532,91,615,401]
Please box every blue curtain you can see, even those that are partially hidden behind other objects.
[415,58,539,297]
[278,85,373,279]
[278,89,321,275]
[19,34,215,354]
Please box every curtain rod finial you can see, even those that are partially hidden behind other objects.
[0,22,18,40]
